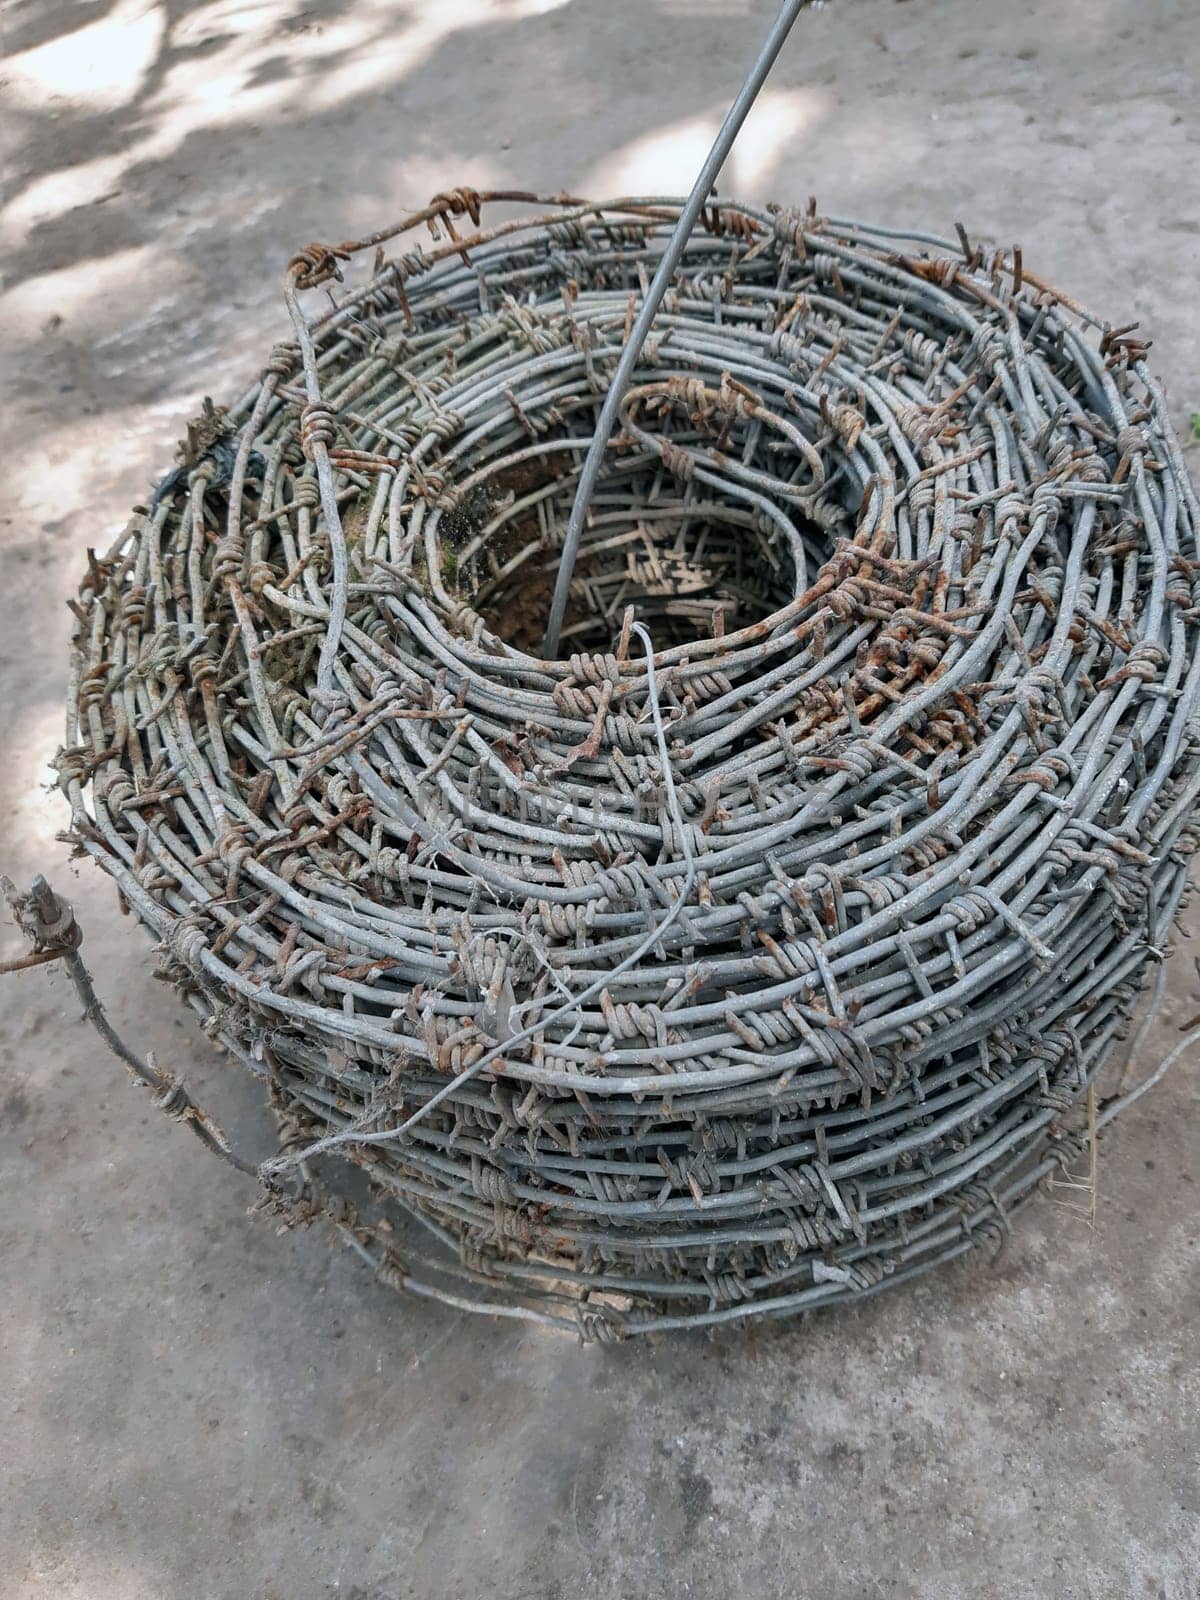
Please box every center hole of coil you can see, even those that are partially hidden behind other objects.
[445,455,833,657]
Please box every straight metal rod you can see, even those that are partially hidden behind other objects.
[541,0,811,657]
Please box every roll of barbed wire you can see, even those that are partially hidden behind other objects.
[58,190,1200,1340]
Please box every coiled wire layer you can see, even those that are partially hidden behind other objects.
[60,192,1200,1339]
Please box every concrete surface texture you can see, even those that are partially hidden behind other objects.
[1,0,1198,1595]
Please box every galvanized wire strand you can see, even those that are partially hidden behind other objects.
[543,0,811,656]
[58,190,1200,1341]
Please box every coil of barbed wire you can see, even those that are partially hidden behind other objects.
[60,190,1200,1340]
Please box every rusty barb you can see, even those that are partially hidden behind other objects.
[0,874,81,974]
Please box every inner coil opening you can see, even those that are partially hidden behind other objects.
[437,402,835,658]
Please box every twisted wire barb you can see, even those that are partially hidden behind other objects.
[52,191,1200,1340]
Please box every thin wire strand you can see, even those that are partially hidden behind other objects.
[541,0,813,656]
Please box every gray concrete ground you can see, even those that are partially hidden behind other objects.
[1,1,1198,1595]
